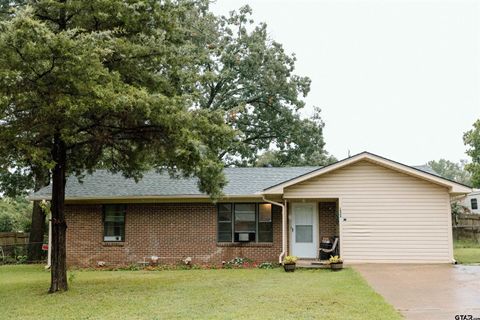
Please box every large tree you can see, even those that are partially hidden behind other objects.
[464,120,480,187]
[427,159,471,186]
[0,0,232,292]
[197,6,333,166]
[254,109,337,167]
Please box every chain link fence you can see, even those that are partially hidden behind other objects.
[0,242,48,264]
[0,232,47,264]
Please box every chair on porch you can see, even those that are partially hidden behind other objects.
[318,237,339,260]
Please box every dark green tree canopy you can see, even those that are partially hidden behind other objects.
[197,6,332,166]
[0,0,233,198]
[464,120,480,187]
[0,197,32,232]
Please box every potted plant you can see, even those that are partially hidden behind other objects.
[328,255,343,271]
[283,256,298,272]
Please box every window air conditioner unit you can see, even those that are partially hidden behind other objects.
[104,236,121,242]
[238,233,250,242]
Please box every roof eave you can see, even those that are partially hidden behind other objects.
[28,194,265,202]
[450,185,473,195]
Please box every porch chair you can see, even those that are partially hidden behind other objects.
[318,237,339,260]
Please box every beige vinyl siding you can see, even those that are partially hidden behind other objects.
[285,160,453,263]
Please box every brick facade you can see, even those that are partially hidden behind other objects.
[65,203,282,267]
[318,202,338,240]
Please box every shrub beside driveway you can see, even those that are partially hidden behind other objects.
[1,265,400,320]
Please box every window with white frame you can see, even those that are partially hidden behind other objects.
[471,198,478,210]
[103,205,126,242]
[217,203,273,243]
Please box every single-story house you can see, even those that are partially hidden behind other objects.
[31,152,472,267]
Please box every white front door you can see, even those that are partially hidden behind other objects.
[291,203,318,258]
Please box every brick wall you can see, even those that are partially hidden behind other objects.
[318,202,338,240]
[65,203,282,267]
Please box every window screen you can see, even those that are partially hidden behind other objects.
[103,205,125,242]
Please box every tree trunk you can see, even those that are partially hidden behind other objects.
[27,201,46,262]
[49,134,68,293]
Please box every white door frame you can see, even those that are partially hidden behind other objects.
[338,197,343,259]
[290,202,318,258]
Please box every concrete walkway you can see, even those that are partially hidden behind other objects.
[354,264,480,320]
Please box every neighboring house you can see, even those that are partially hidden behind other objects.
[460,190,480,214]
[31,152,471,267]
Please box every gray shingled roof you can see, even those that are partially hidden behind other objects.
[31,164,438,199]
[412,165,440,176]
[32,167,318,199]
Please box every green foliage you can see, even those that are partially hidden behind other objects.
[254,110,337,167]
[427,159,471,186]
[0,0,27,20]
[0,0,234,199]
[0,168,35,198]
[15,255,27,264]
[0,1,334,191]
[283,255,297,264]
[257,262,276,269]
[328,255,343,264]
[198,6,333,166]
[222,257,254,269]
[68,271,76,286]
[464,120,480,188]
[451,202,462,225]
[0,197,32,232]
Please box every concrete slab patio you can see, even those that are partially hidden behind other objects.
[354,264,480,320]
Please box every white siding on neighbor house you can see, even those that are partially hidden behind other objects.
[284,160,453,263]
[460,191,480,214]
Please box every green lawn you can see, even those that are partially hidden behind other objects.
[454,240,480,264]
[0,265,401,320]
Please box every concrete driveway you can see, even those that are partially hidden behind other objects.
[354,264,480,320]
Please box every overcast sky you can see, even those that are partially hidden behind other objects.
[211,0,480,165]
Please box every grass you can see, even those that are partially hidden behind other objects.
[0,265,401,320]
[454,240,480,264]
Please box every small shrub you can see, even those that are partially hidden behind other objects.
[283,256,297,264]
[258,262,275,269]
[16,255,27,264]
[223,257,254,269]
[328,255,343,264]
[121,264,143,271]
[68,272,76,285]
[1,256,17,265]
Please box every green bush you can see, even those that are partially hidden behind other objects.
[0,197,32,232]
[223,257,254,269]
[0,211,16,232]
[258,262,276,269]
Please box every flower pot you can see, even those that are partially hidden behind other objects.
[330,262,343,271]
[283,263,296,272]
